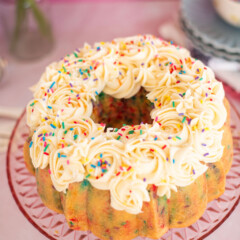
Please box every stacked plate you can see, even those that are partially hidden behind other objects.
[181,0,240,62]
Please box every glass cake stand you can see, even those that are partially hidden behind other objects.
[6,93,240,240]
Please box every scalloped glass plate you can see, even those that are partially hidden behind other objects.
[7,92,240,240]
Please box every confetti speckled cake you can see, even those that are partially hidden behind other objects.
[24,35,233,240]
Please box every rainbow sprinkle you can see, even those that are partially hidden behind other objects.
[50,124,56,129]
[49,81,56,89]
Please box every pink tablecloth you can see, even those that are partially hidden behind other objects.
[0,1,239,240]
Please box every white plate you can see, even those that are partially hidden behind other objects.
[181,18,240,62]
[181,0,240,54]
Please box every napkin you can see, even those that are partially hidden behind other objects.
[0,106,23,153]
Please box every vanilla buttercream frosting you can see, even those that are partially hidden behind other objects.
[27,35,227,214]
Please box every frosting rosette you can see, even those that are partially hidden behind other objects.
[50,145,85,192]
[151,107,190,146]
[27,84,94,131]
[187,80,225,102]
[103,59,142,99]
[113,35,164,69]
[84,137,125,190]
[156,176,178,199]
[125,139,167,184]
[187,60,215,84]
[147,83,191,109]
[169,147,208,187]
[140,47,191,91]
[109,175,150,214]
[47,84,93,122]
[73,42,116,61]
[58,118,105,145]
[191,128,224,163]
[30,121,58,169]
[64,58,108,94]
[189,96,227,130]
[32,62,64,98]
[27,99,50,131]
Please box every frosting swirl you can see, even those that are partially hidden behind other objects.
[103,59,142,99]
[50,145,85,192]
[126,139,167,184]
[59,117,105,145]
[169,147,208,187]
[48,84,93,122]
[84,137,125,190]
[151,107,190,146]
[30,121,58,169]
[191,129,224,163]
[156,176,178,199]
[27,99,50,131]
[109,175,150,214]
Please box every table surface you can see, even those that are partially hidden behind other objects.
[0,1,240,240]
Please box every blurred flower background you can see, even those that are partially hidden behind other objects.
[0,0,240,239]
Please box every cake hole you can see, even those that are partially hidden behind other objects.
[91,88,153,129]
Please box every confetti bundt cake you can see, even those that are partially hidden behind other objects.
[24,35,233,240]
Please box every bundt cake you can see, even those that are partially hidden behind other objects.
[24,35,233,240]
